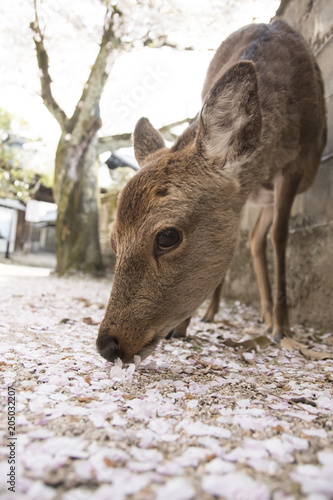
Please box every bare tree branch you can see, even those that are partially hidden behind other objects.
[30,0,68,130]
[67,6,122,139]
[159,116,196,141]
[97,132,132,155]
[97,117,195,155]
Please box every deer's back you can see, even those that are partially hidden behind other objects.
[202,19,327,193]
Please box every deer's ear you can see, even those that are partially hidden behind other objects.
[133,117,165,166]
[196,61,262,166]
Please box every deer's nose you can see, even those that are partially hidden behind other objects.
[96,335,121,362]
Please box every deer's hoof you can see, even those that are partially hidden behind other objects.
[165,330,174,340]
[201,313,214,323]
[166,329,186,339]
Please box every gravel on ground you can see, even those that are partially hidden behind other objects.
[0,264,332,500]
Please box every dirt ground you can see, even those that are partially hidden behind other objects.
[0,262,333,500]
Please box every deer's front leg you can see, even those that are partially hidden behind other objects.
[166,317,191,339]
[201,280,224,323]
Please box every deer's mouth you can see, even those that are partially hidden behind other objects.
[137,336,162,361]
[135,325,173,361]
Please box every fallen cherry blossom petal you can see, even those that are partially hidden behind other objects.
[178,420,231,438]
[204,457,236,474]
[202,472,270,500]
[156,478,196,500]
[302,428,327,439]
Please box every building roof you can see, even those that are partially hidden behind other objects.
[105,150,139,171]
[0,198,26,211]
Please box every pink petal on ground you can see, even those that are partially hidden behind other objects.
[63,488,92,500]
[127,460,157,472]
[109,469,150,496]
[88,413,108,429]
[75,460,95,480]
[175,447,211,468]
[136,428,157,448]
[282,434,309,451]
[284,411,317,422]
[290,464,333,496]
[205,458,235,474]
[167,391,186,400]
[224,445,268,463]
[130,446,163,463]
[134,355,141,368]
[16,415,29,426]
[236,399,251,408]
[148,418,170,434]
[34,384,58,395]
[27,429,54,440]
[179,420,231,439]
[232,415,268,431]
[188,382,210,395]
[49,393,68,401]
[112,413,127,427]
[261,435,308,463]
[88,447,129,482]
[21,445,66,473]
[202,472,269,500]
[41,436,89,459]
[246,458,279,475]
[316,395,333,411]
[318,450,333,467]
[187,399,198,409]
[157,462,185,476]
[25,480,56,500]
[268,402,289,410]
[302,428,327,439]
[109,364,124,380]
[64,406,91,416]
[156,478,196,500]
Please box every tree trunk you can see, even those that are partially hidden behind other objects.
[31,3,122,275]
[54,125,103,275]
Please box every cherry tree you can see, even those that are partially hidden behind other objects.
[30,1,124,274]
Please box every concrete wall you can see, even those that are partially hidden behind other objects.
[224,0,333,329]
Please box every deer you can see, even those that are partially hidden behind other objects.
[96,18,327,364]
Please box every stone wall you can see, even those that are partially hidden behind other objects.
[224,0,333,329]
[99,192,117,270]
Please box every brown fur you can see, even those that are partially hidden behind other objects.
[97,19,326,363]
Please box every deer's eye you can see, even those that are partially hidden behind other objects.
[155,228,181,254]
